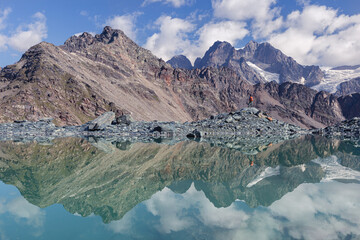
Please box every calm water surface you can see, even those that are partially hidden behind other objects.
[0,136,359,239]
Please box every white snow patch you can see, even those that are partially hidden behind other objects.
[312,156,360,182]
[246,61,280,83]
[247,166,281,188]
[311,67,360,93]
[300,77,305,85]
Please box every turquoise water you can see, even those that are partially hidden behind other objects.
[0,136,359,239]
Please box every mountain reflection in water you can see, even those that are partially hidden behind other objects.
[0,136,359,239]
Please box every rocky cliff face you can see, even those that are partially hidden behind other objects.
[336,77,360,96]
[194,40,324,86]
[0,26,356,128]
[338,93,360,119]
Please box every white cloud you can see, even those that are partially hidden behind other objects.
[105,13,140,40]
[144,16,195,61]
[7,12,47,52]
[142,0,191,8]
[189,21,248,60]
[210,1,360,66]
[0,8,11,30]
[268,5,360,66]
[0,8,11,51]
[144,16,248,62]
[212,0,282,39]
[212,0,277,22]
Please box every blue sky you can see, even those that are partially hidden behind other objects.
[0,0,360,68]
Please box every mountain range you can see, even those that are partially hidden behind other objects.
[0,26,359,128]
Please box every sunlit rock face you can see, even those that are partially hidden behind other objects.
[0,136,358,223]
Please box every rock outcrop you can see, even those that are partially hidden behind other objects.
[336,77,360,96]
[314,117,360,143]
[87,111,115,131]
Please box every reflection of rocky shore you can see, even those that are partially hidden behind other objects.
[0,136,358,223]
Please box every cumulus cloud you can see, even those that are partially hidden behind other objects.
[7,12,47,52]
[212,0,277,22]
[144,16,248,62]
[142,0,191,8]
[105,13,140,40]
[208,0,360,66]
[268,5,360,66]
[144,15,195,61]
[212,0,282,38]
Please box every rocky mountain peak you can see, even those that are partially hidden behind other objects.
[62,26,133,53]
[192,39,324,86]
[243,40,260,56]
[167,55,193,69]
[194,41,235,69]
[96,26,126,44]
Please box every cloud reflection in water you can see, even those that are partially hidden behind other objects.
[121,181,360,240]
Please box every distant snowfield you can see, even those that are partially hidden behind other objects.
[246,61,280,83]
[312,67,360,94]
[247,61,360,93]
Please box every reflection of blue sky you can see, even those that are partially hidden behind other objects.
[0,182,45,239]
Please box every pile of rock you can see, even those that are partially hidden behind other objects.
[0,108,308,153]
[313,117,360,142]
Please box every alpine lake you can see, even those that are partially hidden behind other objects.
[0,135,359,240]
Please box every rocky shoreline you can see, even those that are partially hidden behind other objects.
[0,107,359,153]
[313,117,360,142]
